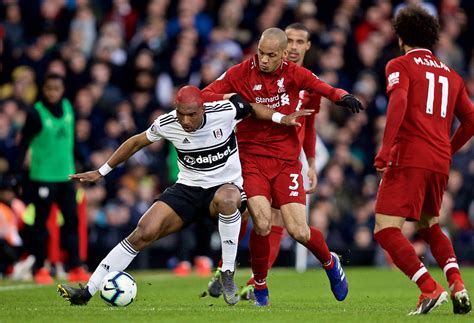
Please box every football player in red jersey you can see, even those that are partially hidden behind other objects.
[373,6,473,315]
[235,23,323,301]
[203,27,362,306]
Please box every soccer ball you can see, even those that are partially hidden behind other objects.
[99,271,137,306]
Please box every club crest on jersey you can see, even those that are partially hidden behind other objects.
[213,129,223,140]
[277,77,286,93]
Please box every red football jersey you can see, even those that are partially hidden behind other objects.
[202,55,345,161]
[377,48,473,174]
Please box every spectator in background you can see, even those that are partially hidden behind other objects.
[0,174,24,278]
[3,1,24,50]
[69,4,97,58]
[104,0,139,43]
[0,66,38,105]
[167,0,213,44]
[14,73,90,284]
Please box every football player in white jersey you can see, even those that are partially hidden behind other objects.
[57,85,312,306]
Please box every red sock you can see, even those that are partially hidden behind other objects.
[267,226,283,268]
[246,276,255,286]
[217,219,249,269]
[249,230,269,287]
[418,224,463,287]
[304,227,332,268]
[375,227,436,293]
[238,218,248,242]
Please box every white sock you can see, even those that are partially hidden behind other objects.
[86,239,138,295]
[219,210,241,272]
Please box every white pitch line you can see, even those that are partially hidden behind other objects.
[0,284,47,292]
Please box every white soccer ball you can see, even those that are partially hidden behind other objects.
[99,271,137,306]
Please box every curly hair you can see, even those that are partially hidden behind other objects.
[393,6,440,49]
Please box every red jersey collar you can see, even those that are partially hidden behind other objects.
[405,48,432,56]
[252,54,286,76]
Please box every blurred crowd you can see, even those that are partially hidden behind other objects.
[0,0,473,276]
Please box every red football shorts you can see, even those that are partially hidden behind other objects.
[375,166,448,221]
[240,154,306,208]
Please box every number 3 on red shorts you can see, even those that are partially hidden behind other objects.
[289,173,299,190]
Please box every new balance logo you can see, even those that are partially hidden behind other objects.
[101,263,110,271]
[281,93,290,106]
[253,84,262,91]
[289,191,299,197]
[223,240,236,246]
[183,138,190,144]
[388,72,400,88]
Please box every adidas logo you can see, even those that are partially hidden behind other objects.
[223,240,236,246]
[101,263,110,271]
[183,138,190,144]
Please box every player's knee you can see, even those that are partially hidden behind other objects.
[129,224,157,249]
[287,225,310,243]
[214,189,240,214]
[216,197,239,215]
[252,219,271,235]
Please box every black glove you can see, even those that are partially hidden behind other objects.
[335,94,363,113]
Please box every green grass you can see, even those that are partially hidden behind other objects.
[0,268,472,322]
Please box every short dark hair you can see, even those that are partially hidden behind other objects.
[393,6,440,49]
[43,72,65,85]
[285,23,311,40]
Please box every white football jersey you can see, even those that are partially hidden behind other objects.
[146,100,247,188]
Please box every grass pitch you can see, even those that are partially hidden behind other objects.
[0,267,472,322]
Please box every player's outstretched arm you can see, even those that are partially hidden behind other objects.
[300,67,364,113]
[69,132,152,182]
[249,103,314,126]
